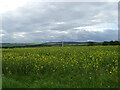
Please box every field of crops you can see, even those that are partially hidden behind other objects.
[2,46,119,88]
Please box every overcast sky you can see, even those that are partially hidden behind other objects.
[1,1,118,43]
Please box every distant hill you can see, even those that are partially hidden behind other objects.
[1,42,88,48]
[0,41,119,48]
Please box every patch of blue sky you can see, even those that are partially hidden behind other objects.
[96,25,118,29]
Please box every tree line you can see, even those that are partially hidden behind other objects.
[87,41,120,46]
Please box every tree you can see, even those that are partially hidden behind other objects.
[102,41,109,45]
[102,41,120,45]
[87,41,95,46]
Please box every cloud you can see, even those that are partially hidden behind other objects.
[73,25,117,32]
[56,22,65,25]
[2,2,118,43]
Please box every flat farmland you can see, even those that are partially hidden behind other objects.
[2,46,119,88]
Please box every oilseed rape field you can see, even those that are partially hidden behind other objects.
[2,46,119,88]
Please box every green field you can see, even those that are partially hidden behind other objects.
[1,43,43,47]
[2,46,119,88]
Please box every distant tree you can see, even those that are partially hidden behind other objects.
[103,41,120,45]
[114,41,120,45]
[102,41,109,45]
[109,41,114,45]
[87,41,95,46]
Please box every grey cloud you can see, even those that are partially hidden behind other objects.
[2,29,118,43]
[2,2,118,43]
